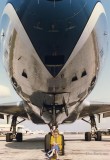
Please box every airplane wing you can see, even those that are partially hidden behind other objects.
[0,101,28,118]
[79,101,110,118]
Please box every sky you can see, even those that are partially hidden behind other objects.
[0,0,110,132]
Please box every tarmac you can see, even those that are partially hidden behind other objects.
[0,134,110,160]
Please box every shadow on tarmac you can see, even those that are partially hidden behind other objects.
[5,137,45,150]
[4,135,110,151]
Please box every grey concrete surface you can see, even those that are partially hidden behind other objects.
[0,134,110,160]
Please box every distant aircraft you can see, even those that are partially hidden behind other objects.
[0,0,110,154]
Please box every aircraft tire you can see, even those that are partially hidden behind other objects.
[16,133,23,142]
[6,133,13,142]
[95,131,102,141]
[85,132,91,141]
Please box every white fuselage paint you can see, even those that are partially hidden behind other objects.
[0,2,109,124]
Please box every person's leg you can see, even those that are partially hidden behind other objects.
[48,149,52,154]
[49,149,55,157]
[54,145,59,159]
[56,151,59,159]
[47,149,53,158]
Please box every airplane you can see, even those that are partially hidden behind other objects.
[0,0,110,155]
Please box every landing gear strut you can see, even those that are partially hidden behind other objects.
[82,115,102,141]
[44,95,65,156]
[6,116,25,142]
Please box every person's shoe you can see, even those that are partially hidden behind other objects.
[46,153,50,158]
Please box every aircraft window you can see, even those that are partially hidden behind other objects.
[22,70,28,78]
[81,70,87,77]
[72,74,78,82]
[45,55,64,66]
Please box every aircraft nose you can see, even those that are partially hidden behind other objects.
[28,0,89,77]
[9,0,99,76]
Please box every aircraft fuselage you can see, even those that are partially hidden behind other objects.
[0,0,109,125]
